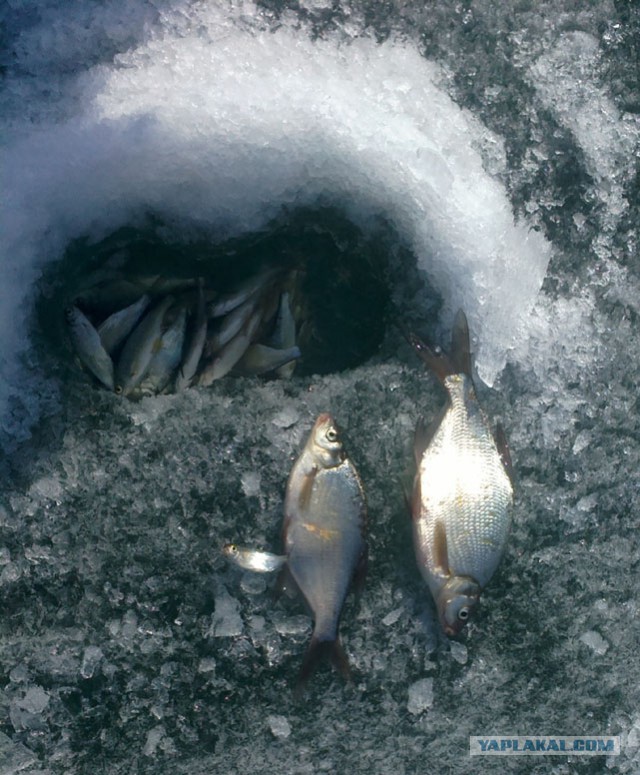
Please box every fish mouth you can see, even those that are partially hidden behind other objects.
[40,206,443,391]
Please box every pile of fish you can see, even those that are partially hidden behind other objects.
[224,312,514,690]
[65,266,302,397]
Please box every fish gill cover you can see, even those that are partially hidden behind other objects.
[0,0,639,774]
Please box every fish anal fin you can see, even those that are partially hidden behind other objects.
[294,635,351,698]
[495,423,515,486]
[432,520,451,580]
[451,309,472,376]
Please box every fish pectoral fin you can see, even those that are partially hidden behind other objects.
[432,520,451,580]
[494,422,515,485]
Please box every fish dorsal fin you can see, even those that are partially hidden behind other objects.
[451,309,472,376]
[494,423,515,486]
[432,521,451,579]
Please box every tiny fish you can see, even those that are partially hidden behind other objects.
[65,305,115,390]
[175,279,207,391]
[115,295,174,395]
[232,343,301,376]
[222,544,286,573]
[283,414,367,689]
[97,294,150,355]
[410,311,514,636]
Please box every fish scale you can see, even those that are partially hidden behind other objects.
[416,375,512,589]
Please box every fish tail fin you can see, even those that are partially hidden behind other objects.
[407,332,456,382]
[450,309,472,376]
[294,635,351,696]
[408,309,472,381]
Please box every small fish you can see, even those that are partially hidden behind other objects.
[269,291,298,379]
[283,414,367,689]
[209,267,278,318]
[174,279,207,391]
[205,294,259,355]
[222,544,286,573]
[198,303,264,386]
[232,344,301,376]
[139,306,187,395]
[410,311,514,637]
[65,305,115,390]
[97,294,150,354]
[115,295,174,395]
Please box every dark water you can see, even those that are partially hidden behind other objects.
[0,1,639,773]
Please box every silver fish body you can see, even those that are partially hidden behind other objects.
[65,306,115,390]
[232,343,301,376]
[411,311,513,636]
[269,291,297,379]
[97,294,150,355]
[139,306,187,395]
[115,295,174,395]
[222,544,286,573]
[284,414,367,686]
[174,280,207,391]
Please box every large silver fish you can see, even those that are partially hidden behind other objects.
[410,311,514,637]
[283,414,367,688]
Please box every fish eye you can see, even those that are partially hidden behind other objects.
[114,385,123,395]
[326,428,338,442]
[458,607,469,621]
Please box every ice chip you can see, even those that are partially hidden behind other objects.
[271,613,312,637]
[240,573,267,595]
[382,607,403,626]
[210,588,243,638]
[407,678,434,715]
[579,630,609,656]
[267,715,292,739]
[18,686,50,714]
[80,646,104,679]
[449,641,468,665]
[143,725,166,757]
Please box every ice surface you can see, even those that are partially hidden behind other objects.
[0,0,639,774]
